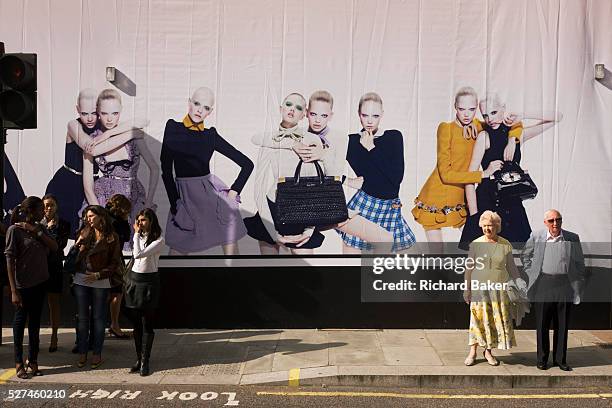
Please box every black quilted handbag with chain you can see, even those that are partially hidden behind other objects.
[275,161,348,226]
[493,161,538,201]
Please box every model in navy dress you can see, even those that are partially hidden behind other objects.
[161,87,253,255]
[460,93,563,249]
[459,122,530,247]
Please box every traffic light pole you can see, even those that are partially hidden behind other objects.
[0,123,4,221]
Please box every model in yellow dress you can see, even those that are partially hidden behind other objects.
[412,87,521,242]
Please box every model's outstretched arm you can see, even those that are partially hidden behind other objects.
[510,111,563,142]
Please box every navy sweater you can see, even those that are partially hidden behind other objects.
[346,129,404,199]
[160,120,254,211]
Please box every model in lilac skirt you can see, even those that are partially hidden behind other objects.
[160,87,254,255]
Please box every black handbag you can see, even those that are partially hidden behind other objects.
[275,160,348,226]
[63,245,84,275]
[492,161,538,201]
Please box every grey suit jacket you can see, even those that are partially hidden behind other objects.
[520,228,586,296]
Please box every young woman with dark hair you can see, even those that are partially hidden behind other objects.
[6,196,58,379]
[73,205,121,369]
[124,208,164,376]
[41,194,70,352]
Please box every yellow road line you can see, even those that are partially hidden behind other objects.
[0,369,16,384]
[288,368,300,387]
[257,391,609,399]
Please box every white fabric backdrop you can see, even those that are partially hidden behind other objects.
[1,0,610,254]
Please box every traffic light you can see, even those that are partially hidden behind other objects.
[0,52,37,129]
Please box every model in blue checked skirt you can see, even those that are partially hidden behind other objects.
[339,190,416,251]
[336,92,416,252]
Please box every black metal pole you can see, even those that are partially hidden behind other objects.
[0,41,5,222]
[0,125,4,223]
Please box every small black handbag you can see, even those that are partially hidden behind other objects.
[63,245,84,275]
[275,160,348,226]
[492,161,538,201]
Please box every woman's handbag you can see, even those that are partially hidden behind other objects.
[63,245,84,275]
[112,256,134,288]
[275,160,348,226]
[492,161,538,201]
[506,279,529,303]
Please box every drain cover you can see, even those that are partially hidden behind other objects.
[200,362,243,376]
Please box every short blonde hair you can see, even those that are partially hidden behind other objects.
[454,86,478,106]
[77,88,97,106]
[283,92,306,106]
[308,90,334,110]
[97,89,122,111]
[358,92,383,113]
[479,92,504,113]
[479,210,502,233]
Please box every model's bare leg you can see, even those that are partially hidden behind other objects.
[425,229,443,242]
[290,248,314,255]
[342,243,362,254]
[425,228,445,254]
[48,293,61,350]
[222,242,239,255]
[337,215,393,242]
[258,241,280,255]
[110,293,127,336]
[337,215,394,253]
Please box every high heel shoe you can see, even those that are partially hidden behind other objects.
[26,361,43,376]
[129,360,141,374]
[77,355,87,368]
[483,350,499,366]
[464,354,476,366]
[49,336,58,353]
[16,363,30,379]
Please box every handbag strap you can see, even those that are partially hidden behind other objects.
[293,160,325,185]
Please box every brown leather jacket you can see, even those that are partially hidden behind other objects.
[77,231,122,281]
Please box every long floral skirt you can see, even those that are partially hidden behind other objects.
[468,289,516,350]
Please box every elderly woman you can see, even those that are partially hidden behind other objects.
[463,210,526,366]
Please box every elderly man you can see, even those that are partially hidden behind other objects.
[521,209,586,371]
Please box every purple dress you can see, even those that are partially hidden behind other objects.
[93,140,146,216]
[81,140,146,248]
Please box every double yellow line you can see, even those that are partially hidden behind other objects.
[0,369,17,384]
[258,391,612,399]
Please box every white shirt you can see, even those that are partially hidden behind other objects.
[73,273,111,289]
[132,233,164,273]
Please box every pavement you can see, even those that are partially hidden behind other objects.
[1,328,611,388]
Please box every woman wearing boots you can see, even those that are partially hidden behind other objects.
[124,208,164,376]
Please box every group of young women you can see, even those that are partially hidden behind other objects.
[5,195,164,378]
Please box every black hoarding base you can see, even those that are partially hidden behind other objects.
[2,266,610,329]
